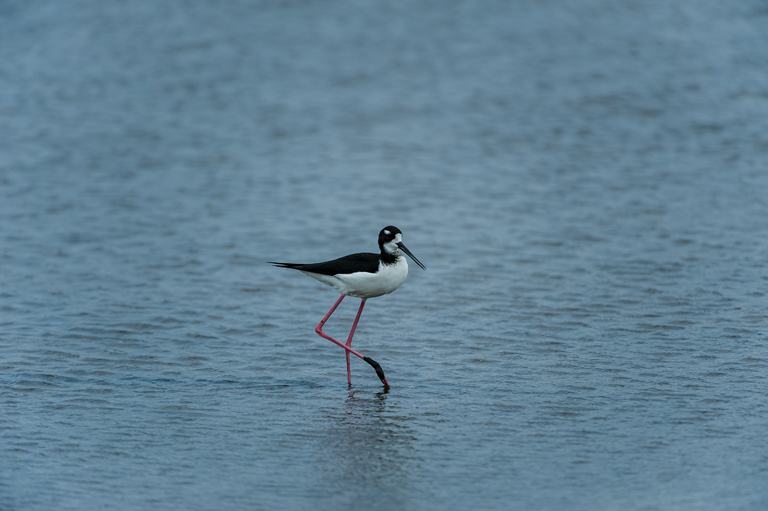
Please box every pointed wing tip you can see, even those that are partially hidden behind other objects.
[269,261,295,268]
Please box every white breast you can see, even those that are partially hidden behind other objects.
[304,256,409,299]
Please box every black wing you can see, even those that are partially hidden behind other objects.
[269,252,380,275]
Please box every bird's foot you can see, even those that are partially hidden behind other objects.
[363,356,389,387]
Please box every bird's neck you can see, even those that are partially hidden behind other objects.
[379,249,399,265]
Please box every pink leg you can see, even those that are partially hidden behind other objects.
[314,294,389,386]
[345,299,367,385]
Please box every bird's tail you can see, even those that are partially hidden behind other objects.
[268,262,305,270]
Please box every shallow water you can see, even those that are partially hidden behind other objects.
[2,1,767,510]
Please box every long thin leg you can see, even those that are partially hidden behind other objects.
[345,299,367,385]
[315,294,389,386]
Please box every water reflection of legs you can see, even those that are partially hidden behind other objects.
[314,388,415,508]
[346,386,388,402]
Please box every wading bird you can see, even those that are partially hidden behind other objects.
[270,226,426,386]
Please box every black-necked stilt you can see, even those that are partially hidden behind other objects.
[270,226,426,387]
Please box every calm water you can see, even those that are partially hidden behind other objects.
[2,1,767,509]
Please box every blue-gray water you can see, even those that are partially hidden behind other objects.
[2,1,767,510]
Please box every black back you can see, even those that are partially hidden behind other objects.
[269,252,381,275]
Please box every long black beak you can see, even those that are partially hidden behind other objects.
[397,242,426,270]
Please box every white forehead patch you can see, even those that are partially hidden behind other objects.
[384,230,391,235]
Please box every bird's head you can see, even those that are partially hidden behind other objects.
[379,226,426,270]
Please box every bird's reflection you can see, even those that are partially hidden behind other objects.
[313,385,419,508]
[347,385,389,398]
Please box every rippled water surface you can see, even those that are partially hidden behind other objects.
[2,1,767,510]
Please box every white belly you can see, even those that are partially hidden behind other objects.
[303,257,409,299]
